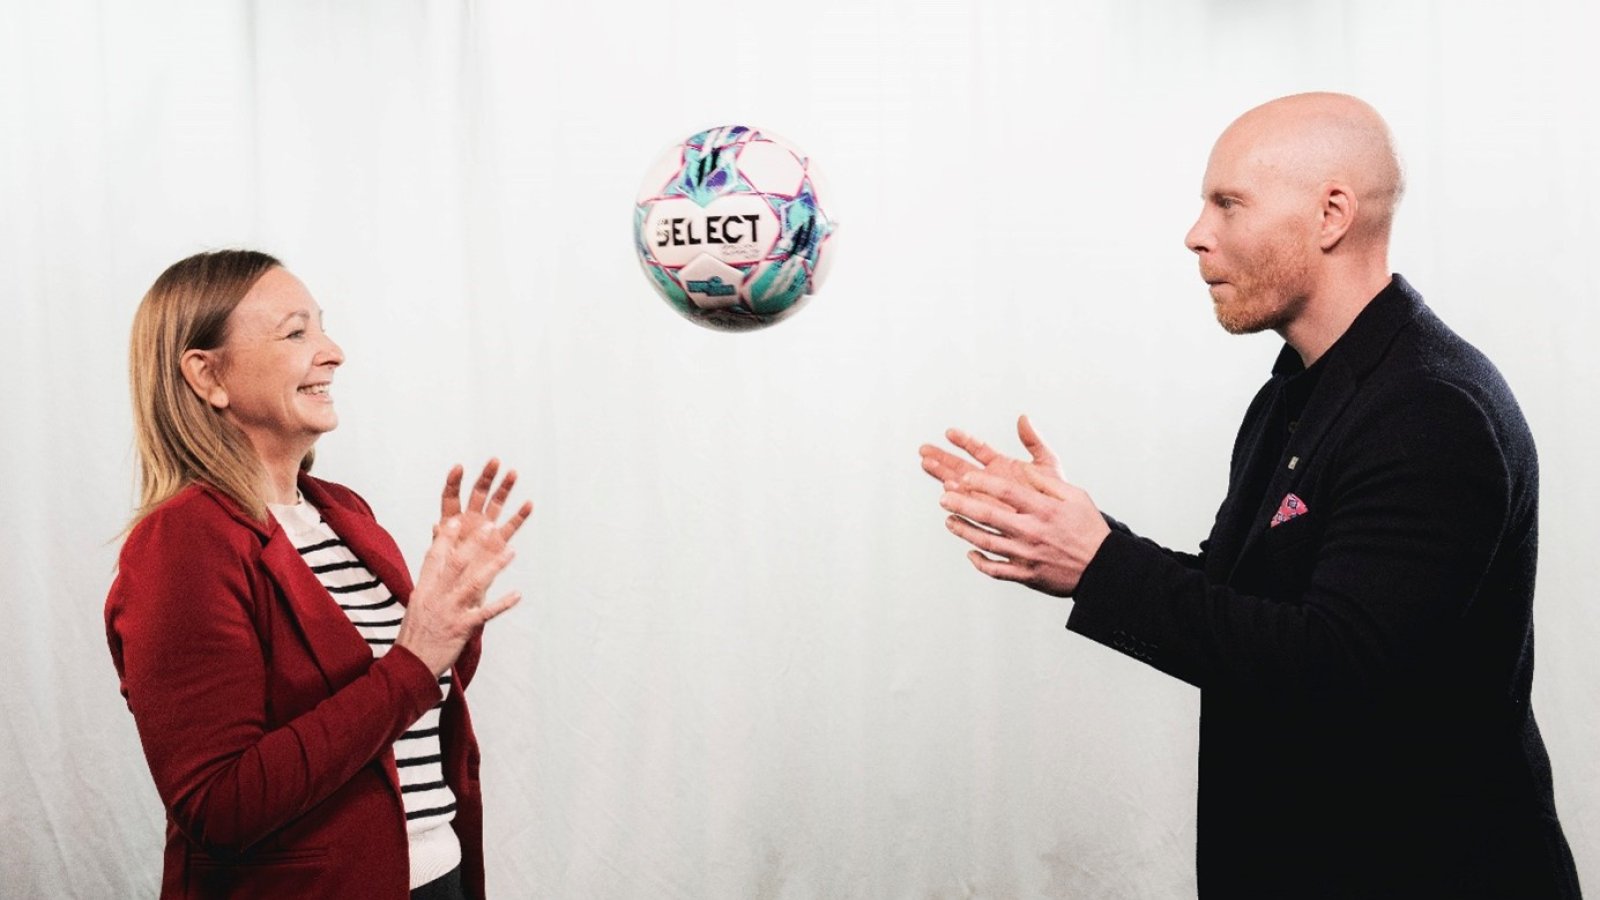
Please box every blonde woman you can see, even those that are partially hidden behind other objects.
[106,250,529,899]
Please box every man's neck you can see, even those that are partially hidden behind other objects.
[1282,264,1392,366]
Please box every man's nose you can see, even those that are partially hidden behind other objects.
[1184,215,1211,255]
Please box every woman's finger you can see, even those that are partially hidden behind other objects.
[498,500,534,542]
[440,464,465,519]
[467,458,500,513]
[477,591,523,623]
[485,469,517,520]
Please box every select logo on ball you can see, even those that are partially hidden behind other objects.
[654,214,762,247]
[643,196,776,267]
[633,124,837,332]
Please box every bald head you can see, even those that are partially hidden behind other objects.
[1185,93,1404,359]
[1217,92,1404,243]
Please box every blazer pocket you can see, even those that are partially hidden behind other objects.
[187,846,334,900]
[189,847,330,868]
[1260,515,1320,593]
[1264,512,1318,550]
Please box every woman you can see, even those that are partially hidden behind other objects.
[106,250,530,899]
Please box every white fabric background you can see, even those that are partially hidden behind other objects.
[2,1,1596,897]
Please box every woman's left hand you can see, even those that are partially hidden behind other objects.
[438,459,533,539]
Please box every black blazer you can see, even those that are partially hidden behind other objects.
[1069,276,1581,898]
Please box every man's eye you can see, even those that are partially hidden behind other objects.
[1217,198,1235,210]
[286,329,306,340]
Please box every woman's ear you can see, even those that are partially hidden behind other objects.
[180,349,229,409]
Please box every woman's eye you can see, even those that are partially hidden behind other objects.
[286,329,306,340]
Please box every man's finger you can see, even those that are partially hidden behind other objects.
[920,445,974,483]
[940,487,1030,536]
[1021,464,1072,501]
[945,428,1001,465]
[961,470,1052,517]
[1017,415,1061,469]
[947,515,1032,561]
[966,549,1032,584]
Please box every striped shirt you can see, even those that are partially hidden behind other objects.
[269,498,461,889]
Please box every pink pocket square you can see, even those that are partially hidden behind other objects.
[1271,493,1308,527]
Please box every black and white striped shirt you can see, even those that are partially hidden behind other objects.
[269,498,460,889]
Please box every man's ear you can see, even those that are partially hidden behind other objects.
[1319,181,1356,251]
[180,349,229,409]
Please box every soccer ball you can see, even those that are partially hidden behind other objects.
[633,125,837,331]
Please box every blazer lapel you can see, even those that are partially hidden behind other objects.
[1205,356,1297,581]
[1226,276,1423,581]
[192,483,374,692]
[1226,358,1358,580]
[293,477,420,802]
[314,499,416,607]
[259,526,375,692]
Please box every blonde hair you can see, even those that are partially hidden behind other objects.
[128,249,312,527]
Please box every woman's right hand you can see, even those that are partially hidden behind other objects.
[396,476,531,678]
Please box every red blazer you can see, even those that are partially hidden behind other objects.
[106,475,486,899]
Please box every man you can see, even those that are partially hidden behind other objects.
[921,93,1581,897]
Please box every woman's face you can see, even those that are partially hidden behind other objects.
[214,267,344,458]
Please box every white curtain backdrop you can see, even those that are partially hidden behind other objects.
[3,1,1596,896]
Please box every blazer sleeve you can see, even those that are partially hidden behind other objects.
[1068,377,1512,698]
[1104,513,1207,571]
[106,505,443,856]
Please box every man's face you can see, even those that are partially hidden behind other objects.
[1184,128,1319,335]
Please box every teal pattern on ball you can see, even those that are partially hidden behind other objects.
[746,177,833,314]
[665,127,756,208]
[642,261,696,316]
[747,256,809,314]
[631,204,651,259]
[771,178,829,269]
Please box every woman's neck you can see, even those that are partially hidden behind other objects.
[251,438,313,506]
[261,461,301,505]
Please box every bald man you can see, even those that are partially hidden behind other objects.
[923,94,1581,897]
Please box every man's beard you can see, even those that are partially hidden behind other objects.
[1208,242,1313,335]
